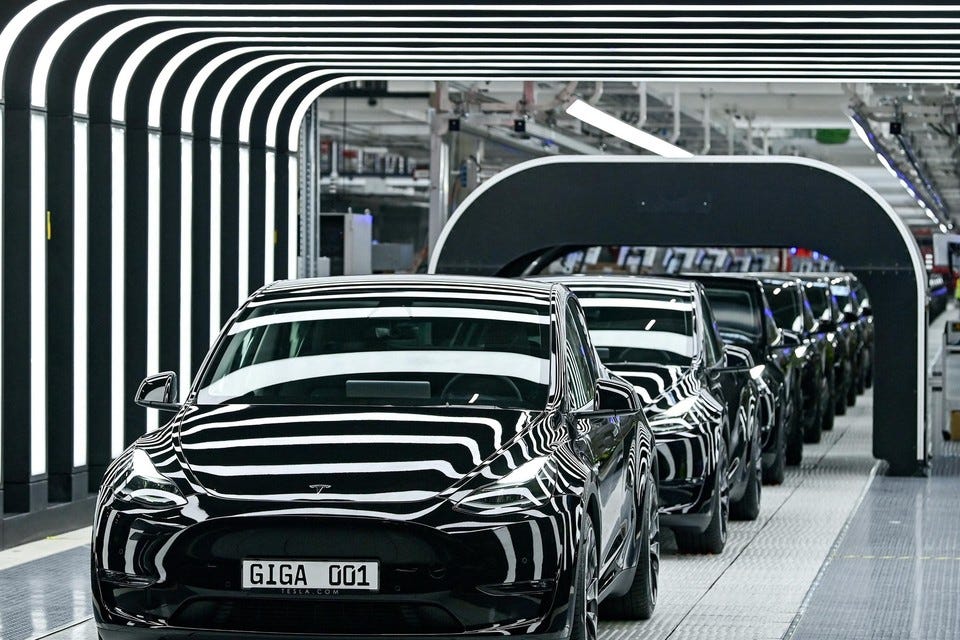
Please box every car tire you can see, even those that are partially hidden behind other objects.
[571,518,600,640]
[864,353,873,389]
[732,440,761,520]
[601,470,659,620]
[856,362,867,395]
[786,408,803,466]
[762,409,786,485]
[821,390,835,431]
[835,381,848,416]
[846,375,857,406]
[804,378,826,444]
[675,440,728,555]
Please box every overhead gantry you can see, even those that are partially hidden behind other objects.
[0,1,951,516]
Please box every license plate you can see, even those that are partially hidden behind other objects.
[241,560,379,591]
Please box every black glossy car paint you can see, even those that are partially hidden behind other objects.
[92,276,657,639]
[538,276,760,544]
[685,274,796,483]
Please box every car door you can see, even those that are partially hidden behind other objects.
[701,294,742,465]
[564,300,627,568]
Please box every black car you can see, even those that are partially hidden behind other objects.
[685,274,801,485]
[746,275,832,445]
[849,274,874,391]
[539,276,762,555]
[795,274,856,415]
[93,276,660,640]
[829,274,871,397]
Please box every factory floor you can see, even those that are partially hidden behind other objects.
[6,315,959,640]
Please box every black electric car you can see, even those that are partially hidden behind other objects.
[794,274,856,417]
[684,274,800,485]
[746,274,832,445]
[829,273,871,398]
[93,276,660,640]
[539,276,762,555]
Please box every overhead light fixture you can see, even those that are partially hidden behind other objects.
[565,99,693,158]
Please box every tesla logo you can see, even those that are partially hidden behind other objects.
[309,483,332,494]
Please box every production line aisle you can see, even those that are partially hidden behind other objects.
[1,396,876,640]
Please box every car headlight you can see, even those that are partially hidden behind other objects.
[454,457,556,514]
[114,449,186,508]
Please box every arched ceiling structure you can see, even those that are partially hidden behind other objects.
[0,1,952,510]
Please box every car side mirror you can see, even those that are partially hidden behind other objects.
[780,330,802,347]
[135,372,181,412]
[573,378,639,419]
[770,327,784,348]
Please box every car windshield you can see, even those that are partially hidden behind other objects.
[763,283,805,333]
[195,297,552,409]
[574,290,696,367]
[703,288,761,344]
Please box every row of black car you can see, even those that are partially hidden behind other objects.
[91,270,873,640]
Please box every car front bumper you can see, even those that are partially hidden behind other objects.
[652,425,717,532]
[92,495,582,638]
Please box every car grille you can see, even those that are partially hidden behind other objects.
[170,597,464,635]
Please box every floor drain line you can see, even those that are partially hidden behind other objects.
[27,616,93,640]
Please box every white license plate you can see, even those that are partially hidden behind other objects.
[241,559,379,591]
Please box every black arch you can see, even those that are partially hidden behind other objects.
[431,158,926,475]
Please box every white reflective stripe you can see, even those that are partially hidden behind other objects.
[73,119,88,466]
[179,138,193,399]
[228,306,549,335]
[198,350,549,402]
[30,113,46,475]
[192,460,462,478]
[577,298,694,311]
[110,126,125,457]
[264,149,276,284]
[590,330,694,357]
[246,289,550,308]
[184,434,484,465]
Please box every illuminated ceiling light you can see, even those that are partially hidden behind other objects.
[940,223,949,233]
[565,99,693,158]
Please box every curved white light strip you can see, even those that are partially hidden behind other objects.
[428,154,927,460]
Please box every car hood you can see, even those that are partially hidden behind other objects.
[174,404,540,504]
[606,363,703,420]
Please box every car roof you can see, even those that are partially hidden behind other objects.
[679,273,764,290]
[255,274,557,305]
[533,274,697,295]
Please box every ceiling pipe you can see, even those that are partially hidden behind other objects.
[586,80,604,106]
[637,81,647,129]
[701,92,712,155]
[669,85,681,144]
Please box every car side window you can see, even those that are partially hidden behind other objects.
[564,304,596,410]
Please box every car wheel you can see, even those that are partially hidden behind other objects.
[847,362,859,406]
[571,518,599,640]
[821,388,835,431]
[762,408,786,485]
[835,379,848,416]
[864,353,873,389]
[601,470,659,620]
[856,360,867,395]
[804,379,825,444]
[732,438,762,520]
[786,407,803,466]
[675,440,728,554]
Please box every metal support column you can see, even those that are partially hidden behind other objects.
[427,106,450,256]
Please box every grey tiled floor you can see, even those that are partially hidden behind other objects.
[35,393,878,640]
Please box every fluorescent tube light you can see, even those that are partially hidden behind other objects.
[565,99,693,158]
